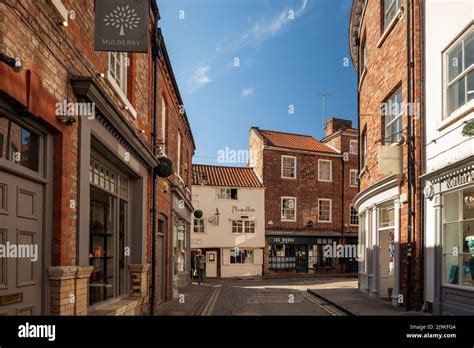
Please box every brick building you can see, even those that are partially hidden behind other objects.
[0,0,192,315]
[155,29,195,302]
[349,0,424,310]
[249,119,359,275]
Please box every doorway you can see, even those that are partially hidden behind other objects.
[378,228,395,299]
[296,245,308,273]
[206,251,217,278]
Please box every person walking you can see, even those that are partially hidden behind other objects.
[194,249,205,285]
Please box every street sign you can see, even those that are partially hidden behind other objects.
[94,0,150,53]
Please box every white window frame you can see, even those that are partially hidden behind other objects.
[281,197,297,222]
[318,198,332,223]
[281,155,297,179]
[107,52,137,118]
[444,26,474,119]
[362,131,368,168]
[350,205,359,226]
[216,188,238,200]
[161,97,167,155]
[231,220,255,234]
[361,37,367,74]
[384,87,403,144]
[383,0,401,31]
[318,159,332,182]
[177,132,182,178]
[350,139,358,155]
[193,219,205,233]
[350,169,358,187]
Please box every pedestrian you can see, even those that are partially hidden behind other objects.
[194,249,205,285]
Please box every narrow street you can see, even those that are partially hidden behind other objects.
[204,277,350,316]
[157,276,361,316]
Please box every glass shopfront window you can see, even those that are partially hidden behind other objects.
[89,157,129,306]
[174,219,186,274]
[443,186,474,288]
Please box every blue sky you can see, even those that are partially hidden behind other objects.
[157,0,357,165]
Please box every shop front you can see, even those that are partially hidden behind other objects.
[424,159,474,315]
[267,235,349,273]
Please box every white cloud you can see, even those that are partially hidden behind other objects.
[242,87,254,97]
[186,66,212,93]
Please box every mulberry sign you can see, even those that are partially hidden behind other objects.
[94,0,149,53]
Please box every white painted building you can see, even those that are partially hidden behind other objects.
[191,165,265,278]
[423,0,474,314]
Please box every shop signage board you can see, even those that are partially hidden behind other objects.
[94,0,150,53]
[378,145,402,175]
[268,236,316,245]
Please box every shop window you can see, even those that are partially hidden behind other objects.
[445,28,474,117]
[318,159,332,182]
[359,213,367,273]
[379,203,395,228]
[281,197,296,221]
[0,116,40,172]
[314,239,336,267]
[89,157,129,306]
[383,87,403,144]
[318,199,332,223]
[230,249,253,264]
[217,188,238,200]
[193,219,205,233]
[281,155,297,179]
[174,219,186,274]
[350,206,359,225]
[442,187,474,288]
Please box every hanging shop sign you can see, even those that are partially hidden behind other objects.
[94,0,150,53]
[378,145,402,175]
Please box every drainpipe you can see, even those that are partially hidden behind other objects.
[406,0,413,312]
[150,21,160,316]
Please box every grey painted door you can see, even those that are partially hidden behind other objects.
[0,172,43,315]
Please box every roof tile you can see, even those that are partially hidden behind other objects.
[256,129,337,154]
[192,165,262,188]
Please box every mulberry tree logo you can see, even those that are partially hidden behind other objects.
[103,5,141,36]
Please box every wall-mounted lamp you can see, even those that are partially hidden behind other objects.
[0,53,23,73]
[97,72,105,78]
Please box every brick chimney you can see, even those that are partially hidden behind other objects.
[325,118,352,138]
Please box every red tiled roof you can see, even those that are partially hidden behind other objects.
[192,164,263,188]
[256,129,337,154]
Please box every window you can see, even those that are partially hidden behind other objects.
[174,219,186,275]
[446,29,474,116]
[217,188,238,200]
[383,87,403,143]
[442,187,474,289]
[193,219,205,233]
[230,249,254,264]
[360,37,367,74]
[109,52,128,94]
[359,213,367,272]
[0,116,40,172]
[350,206,359,225]
[160,97,166,154]
[362,131,368,168]
[232,220,255,234]
[89,158,129,306]
[350,169,358,187]
[318,199,332,223]
[281,155,297,179]
[177,132,182,177]
[350,139,358,155]
[281,197,296,221]
[318,159,332,182]
[383,0,401,30]
[379,203,395,228]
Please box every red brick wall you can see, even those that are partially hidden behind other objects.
[0,0,157,275]
[357,0,424,308]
